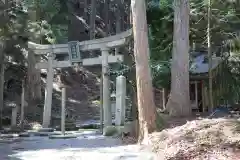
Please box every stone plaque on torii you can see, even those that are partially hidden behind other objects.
[28,29,132,129]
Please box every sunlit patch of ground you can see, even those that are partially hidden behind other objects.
[149,118,240,160]
[0,130,156,160]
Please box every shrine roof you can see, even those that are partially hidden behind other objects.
[190,53,224,74]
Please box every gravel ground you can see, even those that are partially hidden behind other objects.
[0,130,156,160]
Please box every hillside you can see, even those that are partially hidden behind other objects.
[3,64,101,126]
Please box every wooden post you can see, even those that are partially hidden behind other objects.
[101,48,112,127]
[195,81,198,109]
[61,86,66,135]
[35,60,71,128]
[20,80,25,130]
[42,53,54,128]
[100,75,103,133]
[11,106,17,127]
[202,82,205,112]
[162,88,166,110]
[204,87,209,111]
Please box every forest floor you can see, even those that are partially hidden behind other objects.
[2,114,240,160]
[149,114,240,160]
[0,130,156,160]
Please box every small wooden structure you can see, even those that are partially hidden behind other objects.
[190,53,229,112]
[157,52,229,112]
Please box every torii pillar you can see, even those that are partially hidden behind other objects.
[101,48,112,128]
[43,53,55,128]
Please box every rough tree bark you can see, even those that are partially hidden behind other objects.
[166,0,191,117]
[89,0,96,57]
[104,0,110,36]
[0,40,4,128]
[207,0,213,112]
[122,2,139,137]
[115,0,122,55]
[0,0,7,128]
[90,0,96,40]
[27,9,42,119]
[83,0,88,21]
[131,0,157,143]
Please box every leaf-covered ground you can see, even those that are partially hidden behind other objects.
[149,117,240,160]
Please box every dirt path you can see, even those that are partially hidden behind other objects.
[0,131,156,160]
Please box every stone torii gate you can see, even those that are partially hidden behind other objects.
[28,29,132,129]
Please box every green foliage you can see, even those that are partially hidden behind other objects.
[189,0,240,50]
[2,0,240,103]
[147,0,240,99]
[151,61,171,89]
[0,0,68,106]
[1,2,56,42]
[147,1,173,88]
[23,0,61,21]
[22,0,68,44]
[1,0,68,59]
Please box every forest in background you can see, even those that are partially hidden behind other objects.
[0,0,240,128]
[0,0,240,159]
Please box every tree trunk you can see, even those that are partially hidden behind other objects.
[0,40,5,128]
[131,0,157,143]
[166,0,191,117]
[208,0,213,112]
[115,0,123,33]
[89,0,96,56]
[124,40,138,137]
[0,0,7,128]
[27,52,41,116]
[27,9,42,119]
[115,0,122,54]
[83,0,88,21]
[104,0,110,35]
[90,0,96,40]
